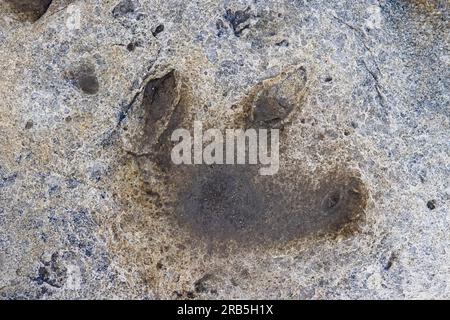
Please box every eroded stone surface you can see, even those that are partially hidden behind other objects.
[0,0,448,299]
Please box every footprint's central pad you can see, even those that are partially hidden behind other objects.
[179,166,263,241]
[171,164,368,246]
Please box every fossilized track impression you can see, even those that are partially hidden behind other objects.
[120,67,369,249]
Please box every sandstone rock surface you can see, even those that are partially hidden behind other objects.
[0,0,448,299]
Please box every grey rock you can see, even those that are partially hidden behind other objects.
[0,0,448,299]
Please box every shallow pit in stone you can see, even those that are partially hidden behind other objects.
[5,0,52,22]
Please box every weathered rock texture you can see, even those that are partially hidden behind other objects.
[0,0,448,299]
